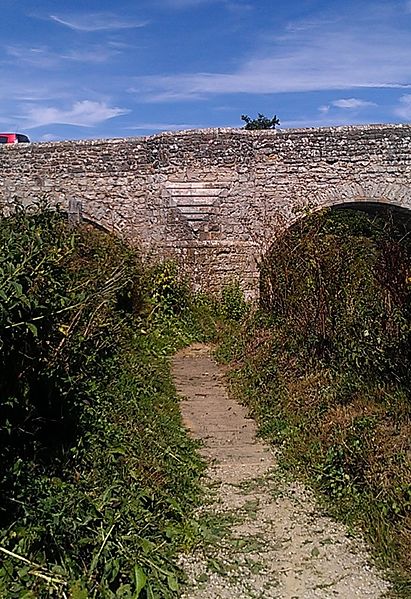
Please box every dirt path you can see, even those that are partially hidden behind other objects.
[172,343,390,599]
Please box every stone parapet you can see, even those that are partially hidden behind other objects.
[0,125,410,297]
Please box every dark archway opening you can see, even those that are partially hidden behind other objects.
[328,200,411,234]
[256,201,411,580]
[260,201,411,377]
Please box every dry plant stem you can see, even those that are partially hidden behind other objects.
[0,546,67,587]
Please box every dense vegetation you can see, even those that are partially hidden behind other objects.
[0,204,207,598]
[2,202,410,597]
[217,207,411,594]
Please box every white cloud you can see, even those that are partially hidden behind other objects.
[39,133,59,141]
[127,86,205,102]
[62,47,119,64]
[0,78,66,102]
[5,46,59,68]
[5,44,117,68]
[332,98,376,109]
[50,13,149,32]
[394,94,411,120]
[21,100,130,128]
[285,17,339,34]
[280,117,368,129]
[319,105,330,113]
[131,13,411,101]
[155,0,251,10]
[129,122,202,131]
[225,2,253,14]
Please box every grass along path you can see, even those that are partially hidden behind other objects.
[173,343,390,599]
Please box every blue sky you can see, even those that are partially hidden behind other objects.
[1,0,411,141]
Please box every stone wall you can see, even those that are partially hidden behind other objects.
[0,124,410,297]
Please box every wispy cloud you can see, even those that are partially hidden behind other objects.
[132,12,411,101]
[281,114,377,129]
[285,16,340,33]
[50,13,149,32]
[332,98,377,109]
[280,119,349,129]
[394,94,411,120]
[0,78,67,102]
[5,45,59,69]
[4,44,118,68]
[21,100,130,128]
[158,0,221,7]
[62,47,119,64]
[39,133,59,141]
[156,0,251,11]
[225,2,253,14]
[129,122,202,131]
[127,86,205,102]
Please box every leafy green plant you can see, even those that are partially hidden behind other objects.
[0,204,205,597]
[146,261,189,316]
[219,280,249,322]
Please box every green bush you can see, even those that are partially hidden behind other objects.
[219,280,249,322]
[0,205,204,597]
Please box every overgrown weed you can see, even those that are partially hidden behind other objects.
[0,205,207,598]
[216,207,411,595]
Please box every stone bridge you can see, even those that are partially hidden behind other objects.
[1,124,410,297]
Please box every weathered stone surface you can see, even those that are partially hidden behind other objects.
[1,125,410,297]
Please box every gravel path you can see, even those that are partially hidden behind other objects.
[172,343,390,599]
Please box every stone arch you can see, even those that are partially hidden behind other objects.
[310,182,411,214]
[80,215,115,234]
[259,186,411,303]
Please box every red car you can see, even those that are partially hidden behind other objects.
[0,133,30,144]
